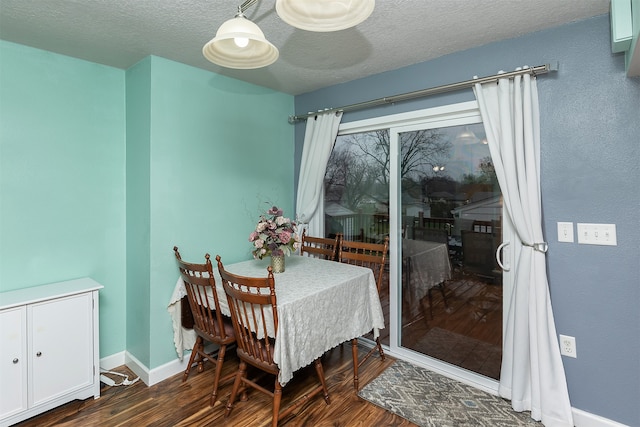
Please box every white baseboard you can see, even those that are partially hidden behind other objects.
[148,354,190,386]
[573,408,630,427]
[99,351,126,371]
[99,350,188,387]
[123,351,191,386]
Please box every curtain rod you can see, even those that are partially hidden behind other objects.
[288,61,559,124]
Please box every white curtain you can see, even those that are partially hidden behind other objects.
[474,70,573,427]
[295,111,343,236]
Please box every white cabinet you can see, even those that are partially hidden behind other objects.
[0,278,103,427]
[0,307,27,419]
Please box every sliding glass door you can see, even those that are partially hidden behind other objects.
[395,122,503,380]
[323,101,512,389]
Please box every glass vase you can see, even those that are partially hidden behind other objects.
[270,255,285,273]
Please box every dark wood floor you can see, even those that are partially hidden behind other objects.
[15,344,418,427]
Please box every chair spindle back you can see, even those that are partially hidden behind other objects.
[338,236,389,292]
[217,256,278,366]
[300,229,340,261]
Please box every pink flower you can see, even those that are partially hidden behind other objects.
[267,206,283,216]
[279,231,291,244]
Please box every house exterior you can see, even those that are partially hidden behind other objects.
[451,194,501,236]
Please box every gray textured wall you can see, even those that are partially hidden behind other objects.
[294,15,640,426]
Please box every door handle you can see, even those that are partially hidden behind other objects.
[496,241,510,271]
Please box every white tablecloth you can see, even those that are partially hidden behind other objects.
[167,255,384,385]
[402,239,452,316]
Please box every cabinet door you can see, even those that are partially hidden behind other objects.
[0,307,28,418]
[29,293,94,406]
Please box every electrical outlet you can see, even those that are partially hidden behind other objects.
[559,334,577,358]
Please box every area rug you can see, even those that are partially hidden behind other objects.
[410,327,501,380]
[358,359,540,426]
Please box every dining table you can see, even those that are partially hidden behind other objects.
[168,255,385,385]
[402,238,452,316]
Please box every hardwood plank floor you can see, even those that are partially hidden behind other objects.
[14,344,417,427]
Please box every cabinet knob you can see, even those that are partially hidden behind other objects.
[36,351,42,357]
[13,358,19,364]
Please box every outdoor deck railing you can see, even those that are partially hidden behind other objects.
[327,213,455,242]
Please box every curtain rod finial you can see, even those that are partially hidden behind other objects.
[548,61,559,72]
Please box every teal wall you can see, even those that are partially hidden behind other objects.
[125,57,153,367]
[0,41,294,370]
[0,40,127,357]
[144,57,294,367]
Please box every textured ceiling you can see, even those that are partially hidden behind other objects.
[0,0,610,95]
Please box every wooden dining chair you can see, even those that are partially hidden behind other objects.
[300,229,340,260]
[337,236,389,391]
[216,255,330,427]
[173,247,236,406]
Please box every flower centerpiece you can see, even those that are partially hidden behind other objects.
[249,206,300,272]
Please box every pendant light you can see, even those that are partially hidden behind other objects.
[203,0,375,69]
[275,0,375,32]
[202,7,278,69]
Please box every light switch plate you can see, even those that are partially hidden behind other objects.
[577,223,617,246]
[557,222,574,243]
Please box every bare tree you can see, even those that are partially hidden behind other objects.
[324,146,377,211]
[345,129,451,185]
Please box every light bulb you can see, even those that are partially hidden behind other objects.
[234,37,249,48]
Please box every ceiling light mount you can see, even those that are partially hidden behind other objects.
[203,0,375,69]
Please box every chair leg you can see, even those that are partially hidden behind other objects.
[428,282,448,320]
[375,337,385,361]
[439,283,448,308]
[182,336,203,382]
[313,359,331,405]
[351,338,359,391]
[272,381,283,427]
[225,361,246,418]
[352,334,386,392]
[428,288,435,319]
[209,344,226,406]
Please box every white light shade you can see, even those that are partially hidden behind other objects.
[275,0,375,32]
[455,128,478,145]
[202,15,279,69]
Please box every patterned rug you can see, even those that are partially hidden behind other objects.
[358,359,540,426]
